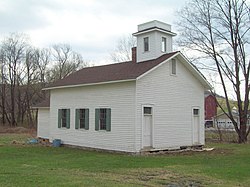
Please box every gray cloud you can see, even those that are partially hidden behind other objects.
[0,0,187,64]
[0,0,62,32]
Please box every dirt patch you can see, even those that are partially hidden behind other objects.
[98,168,216,187]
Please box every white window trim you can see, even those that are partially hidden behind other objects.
[143,106,153,116]
[143,36,150,53]
[170,59,177,76]
[99,108,107,131]
[58,108,70,129]
[193,108,200,116]
[96,106,111,133]
[77,108,88,130]
[161,37,167,52]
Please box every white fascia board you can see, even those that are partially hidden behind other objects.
[43,79,136,91]
[133,28,177,36]
[31,107,50,109]
[136,52,180,80]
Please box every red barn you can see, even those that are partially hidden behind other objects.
[205,92,217,127]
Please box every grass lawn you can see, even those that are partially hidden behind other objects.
[0,134,250,186]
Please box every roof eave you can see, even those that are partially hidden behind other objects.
[31,106,50,109]
[133,27,177,36]
[43,79,136,91]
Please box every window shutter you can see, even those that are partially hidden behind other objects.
[66,109,70,129]
[106,108,111,131]
[95,109,100,131]
[58,109,62,128]
[85,109,89,130]
[75,109,79,129]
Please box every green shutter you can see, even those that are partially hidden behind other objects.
[85,109,89,130]
[95,108,100,131]
[66,109,70,129]
[58,109,62,128]
[75,109,79,129]
[106,108,111,131]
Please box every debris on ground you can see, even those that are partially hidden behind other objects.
[11,140,25,145]
[27,138,38,144]
[141,146,215,155]
[38,138,51,146]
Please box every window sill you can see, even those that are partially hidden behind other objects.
[144,114,152,116]
[59,127,68,130]
[77,128,88,131]
[170,74,177,77]
[97,130,110,132]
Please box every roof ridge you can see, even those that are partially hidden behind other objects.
[90,60,132,68]
[82,51,179,70]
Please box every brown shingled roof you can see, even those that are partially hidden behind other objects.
[45,51,178,89]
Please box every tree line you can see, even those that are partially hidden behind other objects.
[0,33,88,127]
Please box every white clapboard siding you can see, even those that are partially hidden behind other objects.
[49,81,136,152]
[135,58,205,151]
[37,108,50,139]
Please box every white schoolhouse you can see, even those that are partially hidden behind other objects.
[35,20,211,153]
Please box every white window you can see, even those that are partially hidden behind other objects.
[144,37,149,52]
[193,109,199,116]
[144,107,152,115]
[162,37,167,52]
[58,109,70,129]
[95,108,111,131]
[75,108,89,130]
[171,59,176,75]
[100,109,107,130]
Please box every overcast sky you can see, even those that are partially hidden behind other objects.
[0,0,188,65]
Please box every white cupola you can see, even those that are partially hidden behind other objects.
[133,20,176,63]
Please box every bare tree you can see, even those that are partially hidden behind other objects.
[23,48,38,127]
[110,35,136,62]
[35,48,51,85]
[0,33,29,126]
[0,48,8,125]
[177,0,250,143]
[0,34,90,128]
[48,44,88,82]
[19,47,51,127]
